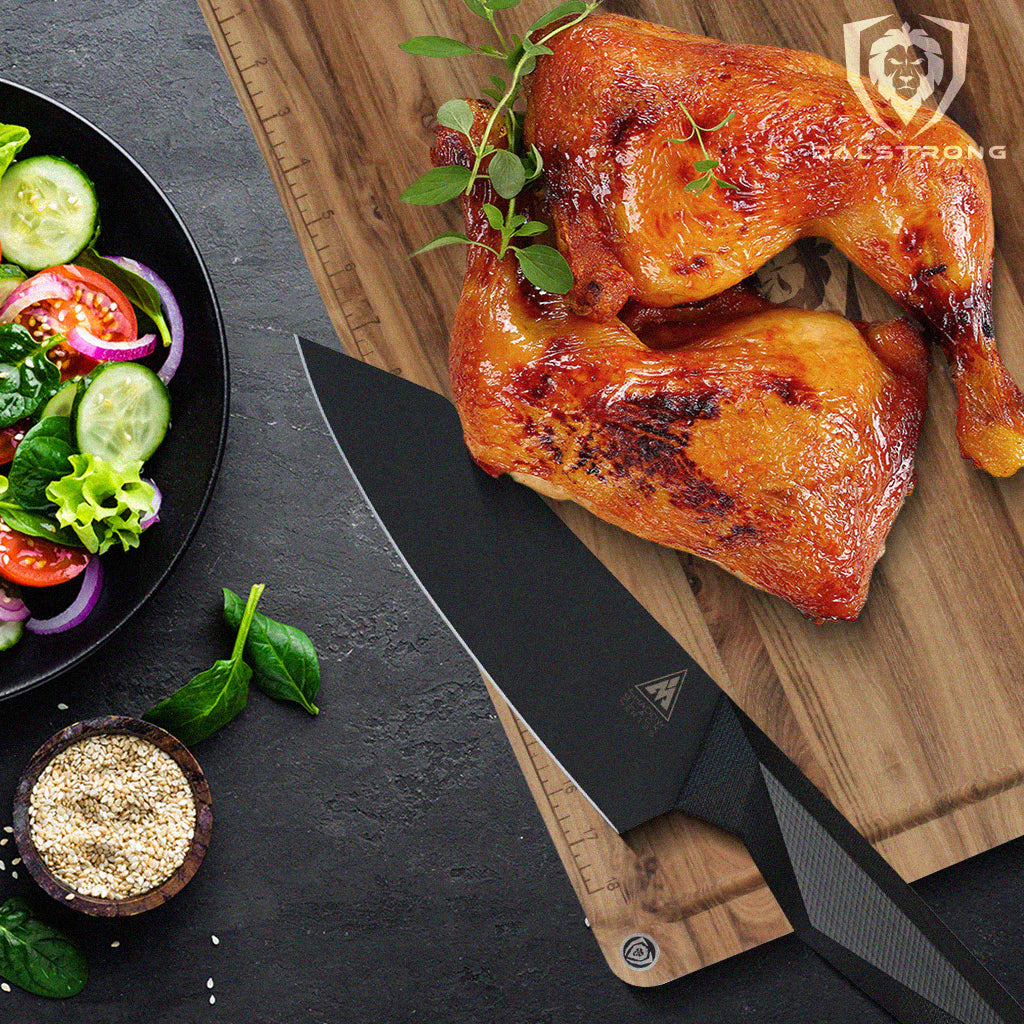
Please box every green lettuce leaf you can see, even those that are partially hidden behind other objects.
[0,124,29,181]
[45,453,157,554]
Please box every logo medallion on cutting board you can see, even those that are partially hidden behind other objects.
[634,671,687,723]
[620,933,659,971]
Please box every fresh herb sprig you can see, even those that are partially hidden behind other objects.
[400,0,598,295]
[670,107,739,193]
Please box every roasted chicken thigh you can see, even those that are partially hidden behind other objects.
[434,111,929,620]
[526,13,1021,475]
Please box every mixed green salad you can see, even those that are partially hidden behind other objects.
[0,122,185,651]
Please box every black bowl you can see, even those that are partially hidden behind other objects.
[0,79,228,699]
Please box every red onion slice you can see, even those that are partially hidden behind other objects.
[0,583,29,623]
[0,273,78,322]
[106,257,184,384]
[140,480,163,529]
[66,326,157,362]
[25,557,103,635]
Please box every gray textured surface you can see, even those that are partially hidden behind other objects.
[0,2,1021,1022]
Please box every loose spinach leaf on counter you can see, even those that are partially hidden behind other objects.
[0,323,61,429]
[8,417,75,511]
[223,587,321,715]
[0,897,88,999]
[144,584,265,744]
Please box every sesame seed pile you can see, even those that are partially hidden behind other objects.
[28,734,196,899]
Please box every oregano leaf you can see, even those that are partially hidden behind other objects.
[482,203,506,231]
[515,220,548,237]
[527,0,588,35]
[436,98,475,135]
[514,244,574,294]
[694,158,719,172]
[410,232,474,256]
[488,149,526,199]
[401,165,473,205]
[399,35,476,58]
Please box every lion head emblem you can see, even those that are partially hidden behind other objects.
[867,24,944,123]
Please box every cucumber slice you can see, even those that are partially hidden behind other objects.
[74,362,170,463]
[0,620,23,652]
[40,379,82,419]
[0,263,26,303]
[0,156,99,272]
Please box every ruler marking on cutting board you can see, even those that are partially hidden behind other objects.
[512,710,628,902]
[202,0,393,371]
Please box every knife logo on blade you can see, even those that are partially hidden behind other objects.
[634,671,687,723]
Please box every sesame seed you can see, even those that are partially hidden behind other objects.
[58,703,69,711]
[111,940,120,948]
[1,982,10,992]
[209,995,216,1005]
[211,935,220,945]
[207,978,214,988]
[29,734,197,899]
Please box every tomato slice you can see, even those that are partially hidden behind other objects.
[5,265,138,380]
[0,419,30,466]
[0,525,90,587]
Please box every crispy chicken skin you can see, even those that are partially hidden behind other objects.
[434,109,929,621]
[525,13,1022,476]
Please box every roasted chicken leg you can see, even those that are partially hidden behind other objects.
[434,109,929,621]
[526,13,1021,475]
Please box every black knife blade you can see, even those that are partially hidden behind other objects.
[297,336,1023,1024]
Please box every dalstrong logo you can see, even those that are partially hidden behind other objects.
[634,671,686,722]
[844,15,968,136]
[621,933,659,971]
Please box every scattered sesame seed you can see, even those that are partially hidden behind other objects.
[57,703,69,711]
[10,871,16,880]
[111,940,120,948]
[65,893,75,900]
[211,934,220,945]
[207,978,214,988]
[1,982,9,992]
[209,995,216,1005]
[3,827,12,834]
[29,734,196,899]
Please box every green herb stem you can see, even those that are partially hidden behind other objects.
[465,6,596,194]
[231,583,265,663]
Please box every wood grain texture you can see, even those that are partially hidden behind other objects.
[197,0,1024,985]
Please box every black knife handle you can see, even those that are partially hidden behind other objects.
[676,696,1022,1024]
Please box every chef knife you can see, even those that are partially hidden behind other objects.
[297,336,1023,1024]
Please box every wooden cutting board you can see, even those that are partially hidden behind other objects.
[197,0,1024,986]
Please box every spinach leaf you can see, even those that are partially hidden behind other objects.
[0,124,29,180]
[144,584,265,744]
[8,417,74,510]
[75,249,171,349]
[0,504,81,546]
[0,897,87,998]
[0,324,61,429]
[223,588,321,715]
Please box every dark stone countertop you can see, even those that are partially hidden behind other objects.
[1,2,1023,1022]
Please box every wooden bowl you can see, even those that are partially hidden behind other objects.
[12,716,213,916]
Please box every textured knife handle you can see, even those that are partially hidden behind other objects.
[677,697,1023,1024]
